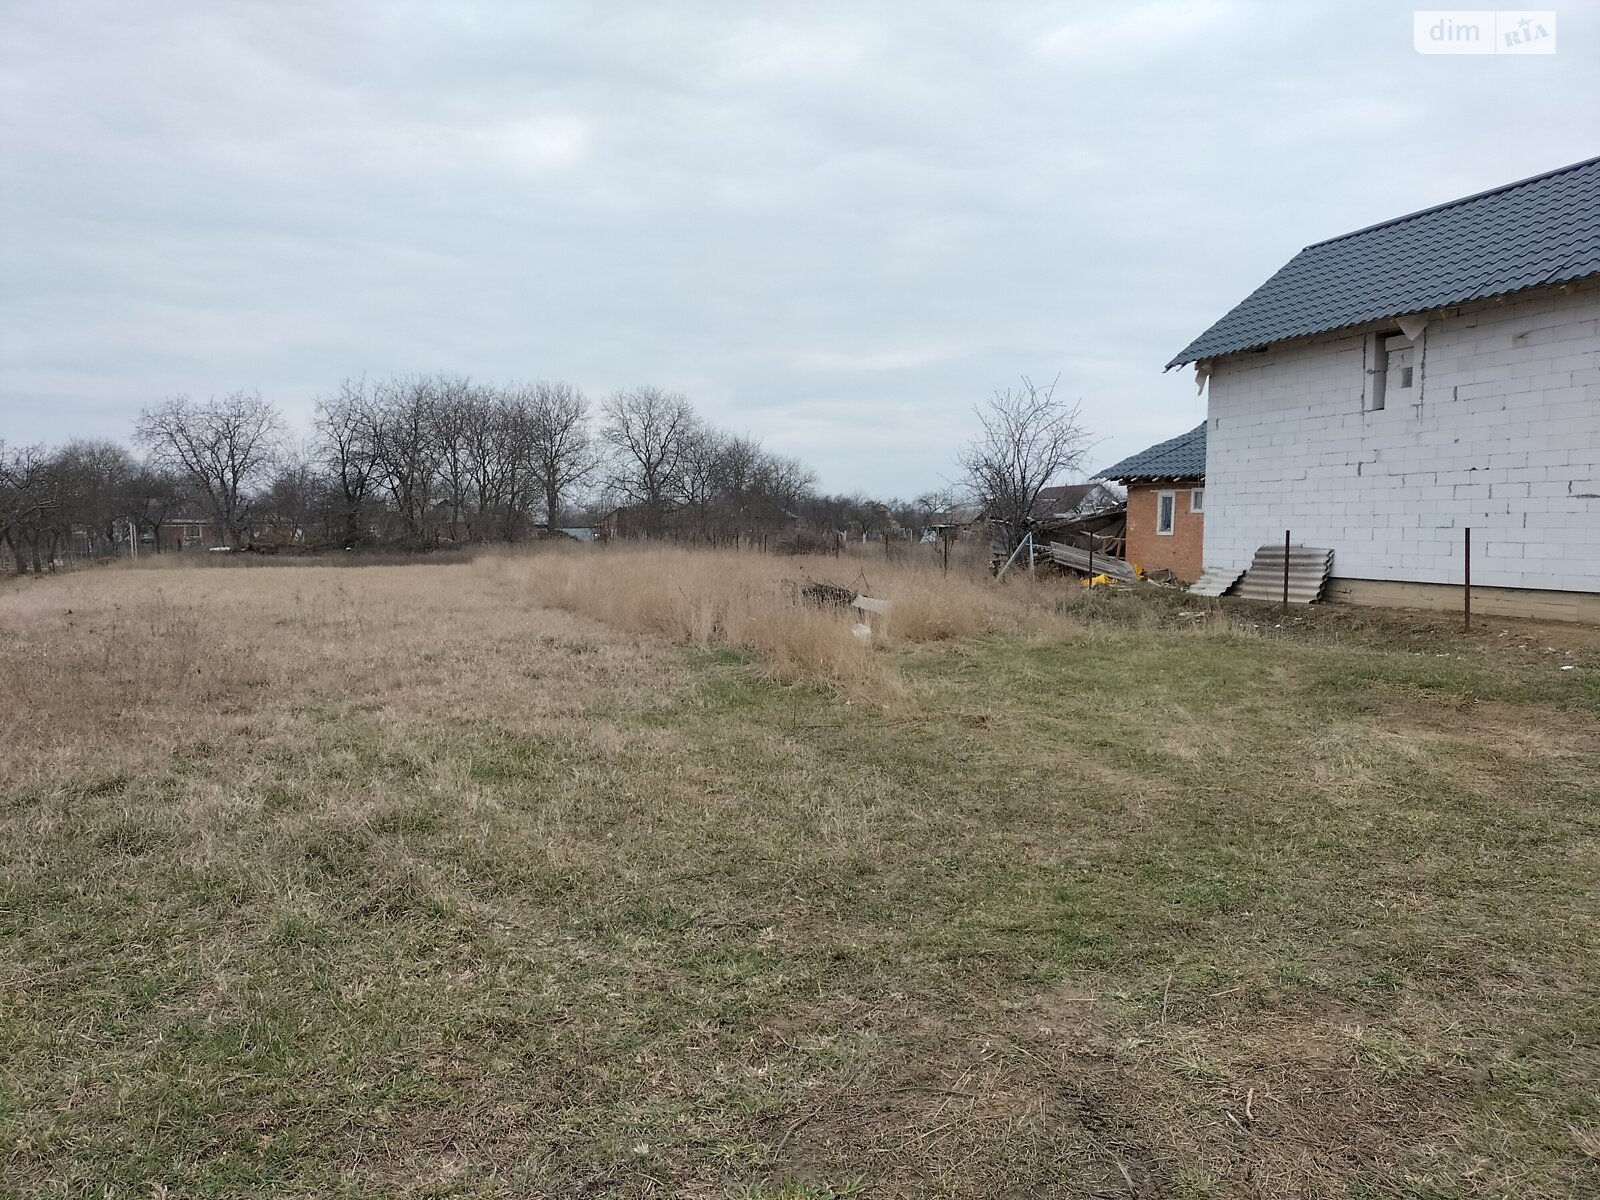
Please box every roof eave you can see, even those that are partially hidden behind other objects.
[1167,270,1600,368]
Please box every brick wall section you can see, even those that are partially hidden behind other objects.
[1203,282,1600,592]
[1126,482,1205,582]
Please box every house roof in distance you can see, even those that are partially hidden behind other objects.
[1168,156,1600,367]
[1034,483,1099,510]
[1096,423,1206,482]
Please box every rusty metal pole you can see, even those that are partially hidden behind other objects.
[1464,526,1472,631]
[942,530,949,575]
[1087,535,1094,585]
[1281,529,1291,613]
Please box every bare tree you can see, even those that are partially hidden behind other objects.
[42,439,134,558]
[600,386,697,536]
[313,378,382,549]
[959,376,1089,551]
[118,464,188,552]
[675,424,729,541]
[527,381,598,536]
[460,388,516,541]
[753,452,815,533]
[428,375,476,542]
[134,391,284,547]
[0,441,55,573]
[365,377,438,546]
[258,445,324,547]
[710,434,764,540]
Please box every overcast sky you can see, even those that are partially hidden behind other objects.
[2,1,1596,496]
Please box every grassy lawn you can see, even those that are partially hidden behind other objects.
[2,556,1597,1197]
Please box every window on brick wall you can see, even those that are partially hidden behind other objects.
[1189,488,1204,513]
[1156,491,1176,535]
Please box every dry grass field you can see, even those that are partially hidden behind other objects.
[2,548,1598,1199]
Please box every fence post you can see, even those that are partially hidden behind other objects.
[1281,529,1290,612]
[1463,526,1471,631]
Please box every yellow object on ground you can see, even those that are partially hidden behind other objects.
[1081,573,1116,588]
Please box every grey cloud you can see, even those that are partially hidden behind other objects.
[3,0,1596,494]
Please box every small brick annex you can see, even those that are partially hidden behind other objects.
[1126,481,1205,583]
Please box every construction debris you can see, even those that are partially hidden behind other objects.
[788,580,856,610]
[1231,543,1335,604]
[1043,541,1141,584]
[1188,565,1246,598]
[1033,505,1128,558]
[851,594,891,639]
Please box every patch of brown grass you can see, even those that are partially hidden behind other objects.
[488,544,1063,687]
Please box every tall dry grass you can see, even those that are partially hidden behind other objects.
[491,544,1063,686]
[12,541,1245,701]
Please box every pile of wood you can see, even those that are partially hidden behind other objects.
[784,579,856,610]
[1033,504,1127,558]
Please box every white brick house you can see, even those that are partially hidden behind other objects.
[1170,157,1600,619]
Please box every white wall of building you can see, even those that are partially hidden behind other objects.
[1202,282,1600,592]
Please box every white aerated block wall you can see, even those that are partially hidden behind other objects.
[1202,285,1600,592]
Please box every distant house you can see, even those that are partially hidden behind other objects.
[922,503,985,542]
[596,505,650,540]
[1097,425,1206,582]
[1168,155,1600,620]
[1030,483,1118,521]
[156,515,215,552]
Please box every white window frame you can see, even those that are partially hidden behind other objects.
[1189,488,1205,514]
[1155,490,1176,536]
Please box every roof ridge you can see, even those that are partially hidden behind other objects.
[1303,154,1600,251]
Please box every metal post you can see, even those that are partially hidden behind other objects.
[1027,532,1035,573]
[996,533,1031,580]
[1087,535,1094,584]
[942,531,949,575]
[1464,526,1472,631]
[1281,529,1291,612]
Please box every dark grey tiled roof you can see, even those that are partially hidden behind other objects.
[1035,484,1097,507]
[1168,156,1600,367]
[1097,423,1206,481]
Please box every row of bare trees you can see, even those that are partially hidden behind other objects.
[7,378,864,567]
[5,373,1091,571]
[598,385,817,541]
[304,376,601,548]
[0,439,189,573]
